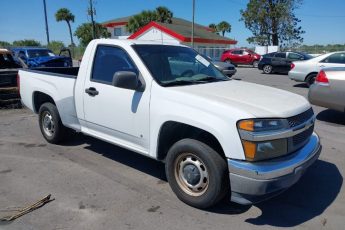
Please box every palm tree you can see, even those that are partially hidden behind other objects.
[155,6,173,23]
[208,23,218,33]
[217,21,231,37]
[55,8,75,46]
[126,6,173,33]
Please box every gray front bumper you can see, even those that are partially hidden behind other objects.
[228,132,321,205]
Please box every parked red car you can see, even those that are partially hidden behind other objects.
[221,48,261,67]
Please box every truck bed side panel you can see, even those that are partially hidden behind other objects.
[20,70,81,131]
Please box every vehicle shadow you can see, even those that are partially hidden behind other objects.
[67,134,167,181]
[316,109,345,126]
[261,72,288,76]
[64,135,342,225]
[293,83,308,88]
[245,160,342,227]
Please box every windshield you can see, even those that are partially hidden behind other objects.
[27,49,55,58]
[133,45,228,86]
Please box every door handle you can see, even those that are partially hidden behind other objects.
[85,87,99,96]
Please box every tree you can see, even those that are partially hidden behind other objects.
[240,0,304,46]
[47,41,65,54]
[126,6,173,33]
[74,23,111,47]
[0,41,11,47]
[156,6,173,23]
[208,23,218,33]
[13,39,41,46]
[217,21,231,37]
[55,8,75,46]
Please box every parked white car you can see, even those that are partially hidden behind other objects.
[289,51,345,86]
[19,39,321,208]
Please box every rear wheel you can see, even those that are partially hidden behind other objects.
[263,64,273,74]
[165,139,229,209]
[305,73,317,87]
[225,59,233,65]
[252,60,259,68]
[38,102,70,144]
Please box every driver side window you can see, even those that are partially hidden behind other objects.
[92,45,138,84]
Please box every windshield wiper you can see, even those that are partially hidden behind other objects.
[195,76,229,82]
[162,77,229,87]
[162,80,201,87]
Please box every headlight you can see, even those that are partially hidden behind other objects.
[238,119,286,132]
[237,119,289,161]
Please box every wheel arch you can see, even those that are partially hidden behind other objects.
[156,121,226,162]
[32,91,56,113]
[304,72,318,82]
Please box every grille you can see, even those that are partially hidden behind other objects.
[287,108,314,128]
[293,125,314,146]
[227,66,235,70]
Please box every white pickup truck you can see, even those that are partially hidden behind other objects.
[19,39,321,208]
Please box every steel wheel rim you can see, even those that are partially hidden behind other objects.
[174,153,209,196]
[42,111,55,137]
[264,65,272,73]
[253,61,258,68]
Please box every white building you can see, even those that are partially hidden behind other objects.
[103,17,237,59]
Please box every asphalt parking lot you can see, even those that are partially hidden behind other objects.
[0,67,344,230]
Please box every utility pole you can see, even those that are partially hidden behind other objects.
[43,0,50,44]
[89,0,96,39]
[191,0,195,48]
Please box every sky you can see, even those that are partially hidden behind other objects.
[0,0,344,47]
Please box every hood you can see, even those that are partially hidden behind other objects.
[170,80,310,118]
[27,56,70,67]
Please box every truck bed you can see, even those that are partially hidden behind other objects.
[25,67,79,78]
[19,67,81,131]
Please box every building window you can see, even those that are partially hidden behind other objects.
[114,28,122,36]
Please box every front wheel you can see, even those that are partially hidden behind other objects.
[165,139,229,209]
[38,102,69,144]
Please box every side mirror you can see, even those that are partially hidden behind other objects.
[112,71,145,92]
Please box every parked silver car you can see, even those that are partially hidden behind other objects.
[308,67,345,112]
[201,54,236,78]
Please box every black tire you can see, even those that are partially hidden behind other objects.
[252,60,259,68]
[38,102,69,144]
[225,59,233,65]
[305,73,317,87]
[263,64,273,74]
[165,139,229,209]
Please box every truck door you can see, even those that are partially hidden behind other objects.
[83,45,150,154]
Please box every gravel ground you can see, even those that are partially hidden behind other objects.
[0,67,344,230]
